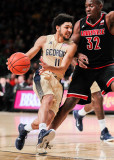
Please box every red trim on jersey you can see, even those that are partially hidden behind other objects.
[87,63,114,69]
[76,62,78,65]
[86,13,104,27]
[67,93,88,100]
[106,77,114,87]
[102,90,106,95]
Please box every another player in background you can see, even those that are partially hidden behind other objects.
[40,0,114,143]
[14,13,77,153]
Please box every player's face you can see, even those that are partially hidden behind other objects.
[59,22,73,40]
[85,0,102,19]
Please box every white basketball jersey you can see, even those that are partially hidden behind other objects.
[42,34,72,79]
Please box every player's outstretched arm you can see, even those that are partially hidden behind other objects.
[26,36,46,60]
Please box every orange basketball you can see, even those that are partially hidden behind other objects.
[8,52,30,75]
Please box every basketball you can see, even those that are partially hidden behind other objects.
[8,52,30,75]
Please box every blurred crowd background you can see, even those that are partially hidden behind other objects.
[0,0,113,111]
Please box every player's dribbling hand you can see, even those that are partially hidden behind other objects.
[39,56,49,75]
[78,53,89,69]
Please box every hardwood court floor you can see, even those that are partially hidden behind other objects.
[0,112,114,160]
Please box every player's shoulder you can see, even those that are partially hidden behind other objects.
[39,35,47,41]
[105,11,114,25]
[46,34,54,42]
[36,35,47,42]
[74,20,80,27]
[34,35,47,48]
[106,11,114,18]
[80,16,86,22]
[37,35,52,45]
[74,16,86,29]
[67,40,77,49]
[73,20,81,34]
[46,34,54,38]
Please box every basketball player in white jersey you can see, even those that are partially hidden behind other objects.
[14,13,77,153]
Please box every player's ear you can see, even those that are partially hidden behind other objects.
[56,25,60,32]
[99,3,103,10]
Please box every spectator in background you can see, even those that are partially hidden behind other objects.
[13,75,29,94]
[0,76,13,111]
[26,77,33,88]
[9,73,18,86]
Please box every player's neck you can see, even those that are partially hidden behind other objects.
[54,34,64,43]
[88,13,101,24]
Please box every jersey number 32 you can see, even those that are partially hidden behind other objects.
[86,36,101,50]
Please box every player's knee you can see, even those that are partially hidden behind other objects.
[42,95,54,106]
[93,91,103,103]
[61,97,79,113]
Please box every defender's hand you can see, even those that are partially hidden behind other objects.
[78,53,89,69]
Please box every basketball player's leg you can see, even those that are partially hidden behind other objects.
[73,81,98,131]
[73,82,106,135]
[48,97,80,130]
[75,67,114,141]
[33,94,56,151]
[96,65,114,141]
[31,109,55,130]
[89,91,113,141]
[91,91,107,136]
[48,66,91,130]
[73,102,94,132]
[15,94,56,151]
[31,81,63,130]
[15,74,64,151]
[73,91,103,131]
[15,75,56,150]
[36,75,64,151]
[31,94,55,129]
[75,81,100,117]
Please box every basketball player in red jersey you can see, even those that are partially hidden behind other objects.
[72,0,114,141]
[40,0,114,143]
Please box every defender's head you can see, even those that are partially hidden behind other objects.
[85,0,104,19]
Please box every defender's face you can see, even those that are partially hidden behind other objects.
[59,22,73,40]
[85,0,101,19]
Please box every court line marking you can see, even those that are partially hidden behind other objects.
[0,150,93,160]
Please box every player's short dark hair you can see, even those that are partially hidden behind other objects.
[52,13,74,33]
[95,0,104,5]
